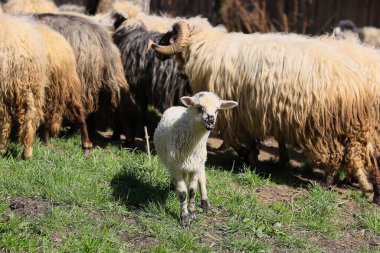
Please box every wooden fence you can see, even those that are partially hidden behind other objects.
[1,0,379,34]
[150,0,380,34]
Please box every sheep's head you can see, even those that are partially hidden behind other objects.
[180,92,238,131]
[333,19,360,41]
[147,21,191,56]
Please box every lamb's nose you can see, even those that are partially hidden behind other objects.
[207,115,215,123]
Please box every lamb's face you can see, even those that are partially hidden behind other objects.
[180,92,238,131]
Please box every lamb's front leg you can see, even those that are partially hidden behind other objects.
[173,171,190,227]
[199,166,211,211]
[188,171,199,219]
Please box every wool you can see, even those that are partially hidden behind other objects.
[58,4,86,14]
[35,24,92,152]
[0,15,48,159]
[324,36,380,190]
[154,92,237,226]
[113,22,192,134]
[151,21,380,203]
[34,13,139,139]
[4,0,58,14]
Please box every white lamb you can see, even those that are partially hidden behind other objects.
[153,91,238,227]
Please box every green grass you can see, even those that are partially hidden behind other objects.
[0,134,379,252]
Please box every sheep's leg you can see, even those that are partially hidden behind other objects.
[363,140,380,204]
[278,139,289,166]
[345,139,372,192]
[41,123,50,147]
[188,172,199,219]
[69,99,93,156]
[0,107,11,156]
[323,167,337,188]
[40,110,52,147]
[199,166,211,211]
[50,113,63,138]
[369,151,380,205]
[173,172,190,227]
[18,94,40,159]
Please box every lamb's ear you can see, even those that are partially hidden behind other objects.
[180,96,194,107]
[220,100,238,110]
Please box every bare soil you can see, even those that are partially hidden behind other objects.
[9,197,52,219]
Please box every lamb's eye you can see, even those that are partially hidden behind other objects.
[197,106,204,114]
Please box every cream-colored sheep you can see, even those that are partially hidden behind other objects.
[150,20,380,204]
[4,0,58,14]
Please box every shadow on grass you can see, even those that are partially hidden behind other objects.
[110,168,170,210]
[206,142,324,189]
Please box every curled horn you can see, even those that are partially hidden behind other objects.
[147,21,191,55]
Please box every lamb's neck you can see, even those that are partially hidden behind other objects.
[177,112,210,150]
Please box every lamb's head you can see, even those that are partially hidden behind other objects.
[180,92,238,131]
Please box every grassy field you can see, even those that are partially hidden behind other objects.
[0,134,379,252]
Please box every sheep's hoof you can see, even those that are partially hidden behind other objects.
[181,214,190,228]
[22,149,33,160]
[83,148,91,157]
[319,181,334,190]
[0,149,6,156]
[373,195,380,205]
[278,157,290,168]
[201,199,211,212]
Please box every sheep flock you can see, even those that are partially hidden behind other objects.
[1,0,380,226]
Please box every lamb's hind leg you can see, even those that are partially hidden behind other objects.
[199,166,211,211]
[188,171,199,219]
[173,171,190,227]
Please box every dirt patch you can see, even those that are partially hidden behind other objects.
[255,185,307,203]
[299,229,376,253]
[9,197,52,219]
[121,232,159,250]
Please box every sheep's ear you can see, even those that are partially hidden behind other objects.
[180,96,194,107]
[220,100,238,110]
[112,12,127,30]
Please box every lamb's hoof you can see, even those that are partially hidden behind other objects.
[201,199,211,212]
[181,214,190,228]
[189,211,197,220]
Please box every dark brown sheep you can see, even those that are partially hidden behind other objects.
[36,23,92,154]
[34,13,141,141]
